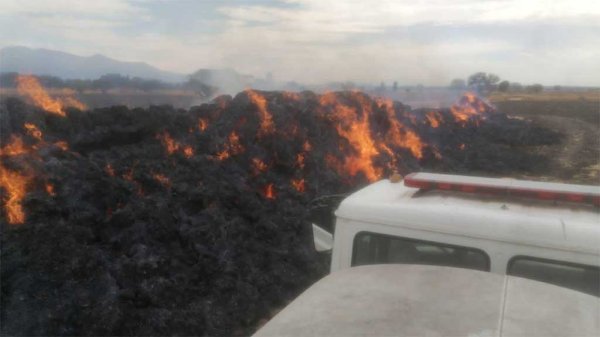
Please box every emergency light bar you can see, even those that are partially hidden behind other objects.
[404,172,600,206]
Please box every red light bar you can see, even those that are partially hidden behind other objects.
[404,172,600,206]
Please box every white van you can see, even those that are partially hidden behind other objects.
[315,172,600,296]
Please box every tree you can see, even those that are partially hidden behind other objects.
[449,78,466,89]
[498,80,510,92]
[510,82,523,92]
[526,84,544,94]
[467,72,500,95]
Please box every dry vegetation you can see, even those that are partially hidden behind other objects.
[491,91,600,184]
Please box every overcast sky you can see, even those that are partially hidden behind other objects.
[1,0,599,86]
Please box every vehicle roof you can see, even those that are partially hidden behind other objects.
[253,265,600,337]
[335,179,600,254]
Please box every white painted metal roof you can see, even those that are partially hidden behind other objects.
[407,172,600,195]
[335,178,600,254]
[253,265,600,337]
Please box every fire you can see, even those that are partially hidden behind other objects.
[198,118,208,132]
[263,183,276,199]
[183,146,194,158]
[378,99,423,159]
[425,111,442,128]
[156,132,193,157]
[54,141,69,151]
[303,140,312,152]
[24,123,43,141]
[157,132,178,154]
[0,165,30,224]
[450,92,491,123]
[291,179,305,193]
[45,183,55,196]
[217,131,244,161]
[252,158,268,173]
[62,96,87,111]
[153,173,171,187]
[0,136,28,156]
[16,75,86,116]
[321,92,381,182]
[247,90,275,137]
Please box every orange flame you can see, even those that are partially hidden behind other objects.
[291,179,305,193]
[16,75,86,116]
[425,111,442,128]
[263,183,276,199]
[45,183,56,196]
[450,92,489,123]
[198,118,208,131]
[217,131,244,161]
[156,132,193,157]
[24,123,43,141]
[0,136,28,156]
[252,158,268,173]
[62,96,87,111]
[321,92,381,181]
[0,135,34,224]
[378,99,423,159]
[0,165,30,224]
[247,90,275,137]
[54,141,69,151]
[157,132,178,155]
[153,173,171,187]
[183,146,194,158]
[303,140,312,152]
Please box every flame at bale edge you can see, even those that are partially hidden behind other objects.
[246,90,275,137]
[217,131,244,161]
[0,165,30,224]
[319,92,382,182]
[377,98,424,159]
[0,136,35,225]
[450,92,493,124]
[263,183,276,199]
[16,75,87,116]
[24,123,43,141]
[156,132,194,158]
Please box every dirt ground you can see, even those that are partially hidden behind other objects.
[491,96,599,185]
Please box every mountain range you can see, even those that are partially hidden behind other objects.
[0,46,185,83]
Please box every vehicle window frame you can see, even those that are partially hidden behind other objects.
[351,231,491,271]
[506,255,600,296]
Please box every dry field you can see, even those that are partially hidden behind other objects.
[491,92,599,185]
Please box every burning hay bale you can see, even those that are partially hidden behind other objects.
[1,86,561,336]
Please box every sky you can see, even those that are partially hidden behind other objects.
[1,0,599,86]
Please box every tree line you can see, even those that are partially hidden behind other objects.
[0,72,217,98]
[450,72,545,95]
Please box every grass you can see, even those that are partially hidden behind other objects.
[489,90,599,102]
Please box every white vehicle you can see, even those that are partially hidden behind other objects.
[316,172,600,297]
[254,265,600,337]
[254,173,600,336]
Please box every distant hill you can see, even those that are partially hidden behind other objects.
[0,46,185,83]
